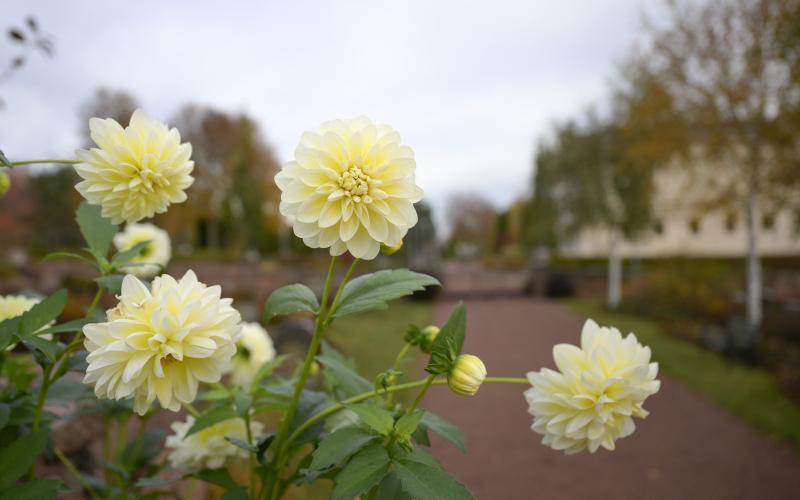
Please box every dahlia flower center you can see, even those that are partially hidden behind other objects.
[161,353,178,365]
[339,164,374,204]
[133,166,170,194]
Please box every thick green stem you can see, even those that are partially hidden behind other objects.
[325,258,359,322]
[269,257,338,476]
[7,158,80,167]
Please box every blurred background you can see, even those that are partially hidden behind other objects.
[2,1,800,499]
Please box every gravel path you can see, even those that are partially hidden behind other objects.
[422,298,800,500]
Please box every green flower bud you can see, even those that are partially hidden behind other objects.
[309,361,321,377]
[381,240,403,255]
[447,354,487,396]
[0,171,10,196]
[419,325,440,354]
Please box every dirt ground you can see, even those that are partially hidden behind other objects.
[422,298,800,500]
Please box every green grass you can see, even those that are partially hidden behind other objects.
[327,300,432,382]
[567,299,800,451]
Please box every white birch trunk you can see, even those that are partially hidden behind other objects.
[607,230,622,309]
[744,184,762,328]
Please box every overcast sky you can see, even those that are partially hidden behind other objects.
[1,0,662,220]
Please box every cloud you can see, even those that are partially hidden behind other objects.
[0,0,652,218]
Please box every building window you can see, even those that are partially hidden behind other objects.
[762,213,775,231]
[653,220,663,235]
[725,212,737,232]
[689,217,700,235]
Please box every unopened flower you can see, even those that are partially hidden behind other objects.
[419,325,440,354]
[0,294,52,349]
[226,322,276,386]
[83,271,241,415]
[275,117,423,260]
[381,240,403,255]
[448,354,486,396]
[166,415,264,472]
[113,223,171,278]
[75,109,194,224]
[524,319,660,454]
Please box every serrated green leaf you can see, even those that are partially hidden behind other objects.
[348,403,395,435]
[332,444,391,500]
[425,303,466,375]
[394,454,474,500]
[376,472,411,500]
[192,468,241,490]
[309,426,377,471]
[394,410,424,438]
[45,378,93,404]
[420,411,466,452]
[263,284,319,323]
[332,269,439,318]
[22,336,59,363]
[95,275,125,294]
[288,389,329,445]
[18,289,66,336]
[317,353,373,397]
[111,240,150,268]
[37,318,92,336]
[41,251,99,268]
[187,406,238,436]
[0,431,48,489]
[0,479,62,500]
[76,201,117,259]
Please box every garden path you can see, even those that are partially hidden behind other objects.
[423,297,800,500]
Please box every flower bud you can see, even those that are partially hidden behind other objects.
[447,354,487,396]
[309,361,321,377]
[381,240,403,255]
[419,325,440,354]
[0,171,10,196]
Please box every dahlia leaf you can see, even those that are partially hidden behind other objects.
[17,289,66,337]
[95,275,124,295]
[347,403,395,436]
[0,479,62,499]
[420,411,466,452]
[309,426,377,471]
[332,444,391,500]
[331,269,439,318]
[0,431,48,489]
[393,450,474,500]
[76,201,118,260]
[110,240,150,268]
[317,353,373,397]
[263,284,319,323]
[375,472,411,500]
[394,410,424,438]
[425,303,466,375]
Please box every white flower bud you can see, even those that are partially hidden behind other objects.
[447,354,487,396]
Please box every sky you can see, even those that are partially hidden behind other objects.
[0,0,661,221]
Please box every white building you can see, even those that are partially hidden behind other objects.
[562,163,800,259]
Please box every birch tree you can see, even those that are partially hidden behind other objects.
[624,0,800,327]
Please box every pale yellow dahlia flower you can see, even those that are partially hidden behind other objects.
[113,223,171,278]
[75,109,194,224]
[524,319,660,454]
[275,117,423,260]
[83,271,241,415]
[225,321,276,386]
[0,294,52,349]
[166,415,264,472]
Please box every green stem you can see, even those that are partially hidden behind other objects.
[385,343,413,409]
[245,412,258,500]
[270,257,338,471]
[285,376,530,450]
[184,403,200,417]
[32,365,52,433]
[7,158,80,167]
[54,448,101,500]
[409,374,436,412]
[325,258,359,322]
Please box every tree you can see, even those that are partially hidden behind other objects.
[623,0,800,327]
[445,193,497,258]
[527,114,655,308]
